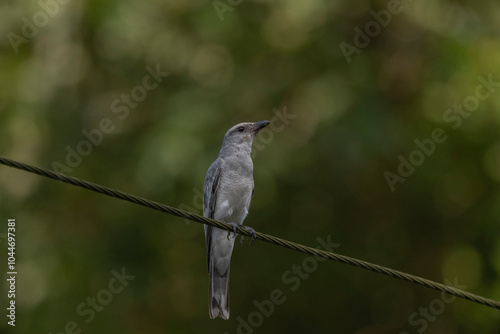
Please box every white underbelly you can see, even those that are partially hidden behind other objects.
[214,180,252,225]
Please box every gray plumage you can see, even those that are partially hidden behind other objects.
[203,120,270,320]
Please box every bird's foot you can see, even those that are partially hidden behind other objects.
[227,223,240,240]
[240,225,256,245]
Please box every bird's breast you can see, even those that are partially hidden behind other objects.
[214,172,253,225]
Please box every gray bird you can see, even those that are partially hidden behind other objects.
[203,120,270,320]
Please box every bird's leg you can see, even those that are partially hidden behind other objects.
[240,225,256,245]
[227,222,240,240]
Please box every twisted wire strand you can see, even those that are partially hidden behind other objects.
[1,155,499,310]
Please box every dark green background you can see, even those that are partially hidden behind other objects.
[1,0,500,333]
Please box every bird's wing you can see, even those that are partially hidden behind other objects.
[203,158,222,268]
[203,158,222,219]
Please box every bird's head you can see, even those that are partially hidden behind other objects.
[220,120,271,154]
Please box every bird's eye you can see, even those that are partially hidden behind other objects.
[237,126,245,132]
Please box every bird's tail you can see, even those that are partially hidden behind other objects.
[208,260,230,320]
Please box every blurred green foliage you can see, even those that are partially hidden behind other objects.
[1,0,500,333]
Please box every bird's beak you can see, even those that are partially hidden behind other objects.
[251,120,271,133]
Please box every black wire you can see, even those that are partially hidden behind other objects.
[1,155,499,310]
